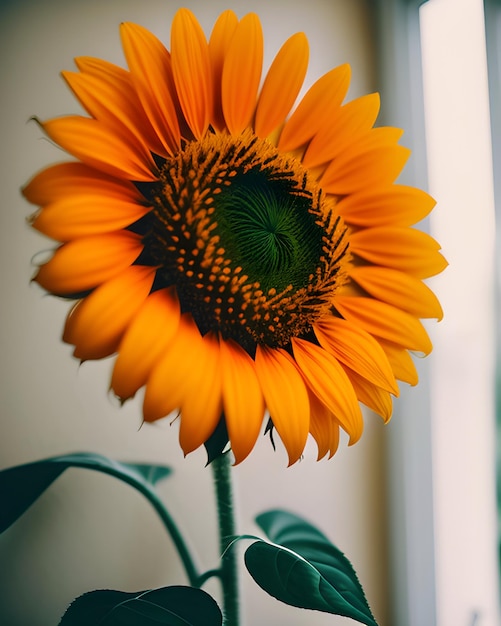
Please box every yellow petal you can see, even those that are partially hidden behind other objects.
[219,338,264,464]
[22,162,144,206]
[31,194,151,242]
[350,265,443,319]
[334,295,433,355]
[63,265,155,360]
[344,367,393,422]
[171,8,212,139]
[378,339,419,385]
[221,13,263,133]
[349,226,448,278]
[111,288,180,400]
[336,184,436,228]
[41,116,157,181]
[303,93,380,168]
[314,316,398,394]
[120,22,181,155]
[208,10,239,131]
[291,337,363,445]
[255,345,309,466]
[34,231,143,294]
[278,64,351,152]
[254,32,309,139]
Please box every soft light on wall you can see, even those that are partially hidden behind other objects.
[420,0,501,624]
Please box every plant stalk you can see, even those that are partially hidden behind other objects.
[135,479,200,588]
[211,452,240,626]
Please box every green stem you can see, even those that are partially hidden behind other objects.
[39,456,202,590]
[138,481,201,589]
[211,452,240,626]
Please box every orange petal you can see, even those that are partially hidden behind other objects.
[120,22,181,155]
[62,69,166,158]
[255,345,309,466]
[291,337,363,445]
[349,226,448,278]
[209,10,239,131]
[336,184,436,228]
[62,70,137,128]
[34,231,143,294]
[221,13,263,134]
[303,93,380,168]
[378,339,418,386]
[321,143,410,194]
[334,295,433,355]
[219,338,265,464]
[350,265,443,319]
[143,314,202,422]
[22,162,144,207]
[40,116,157,181]
[75,56,130,81]
[111,287,180,400]
[142,317,222,453]
[63,265,155,360]
[314,316,398,394]
[254,32,309,139]
[307,388,339,460]
[327,420,341,459]
[278,64,351,152]
[179,331,222,455]
[343,367,393,422]
[74,57,167,157]
[171,8,212,139]
[31,195,151,242]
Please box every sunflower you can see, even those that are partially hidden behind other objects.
[23,8,446,465]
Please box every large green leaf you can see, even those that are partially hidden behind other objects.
[244,509,378,626]
[0,452,171,533]
[58,585,222,625]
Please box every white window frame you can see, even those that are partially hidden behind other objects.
[484,0,501,606]
[374,1,501,625]
[371,3,437,624]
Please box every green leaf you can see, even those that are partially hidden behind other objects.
[0,452,171,533]
[204,417,229,465]
[58,585,222,625]
[244,509,378,626]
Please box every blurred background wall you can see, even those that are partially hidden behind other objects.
[0,2,389,625]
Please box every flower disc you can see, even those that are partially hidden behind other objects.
[144,131,349,354]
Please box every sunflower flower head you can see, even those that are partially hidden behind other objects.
[24,8,447,465]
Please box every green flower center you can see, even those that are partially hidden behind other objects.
[213,168,324,295]
[147,131,349,354]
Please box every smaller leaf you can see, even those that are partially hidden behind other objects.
[244,509,378,626]
[0,452,172,533]
[204,417,229,465]
[126,463,172,486]
[58,585,222,626]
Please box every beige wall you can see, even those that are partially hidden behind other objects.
[0,1,389,624]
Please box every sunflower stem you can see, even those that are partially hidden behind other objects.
[135,479,201,589]
[211,452,240,626]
